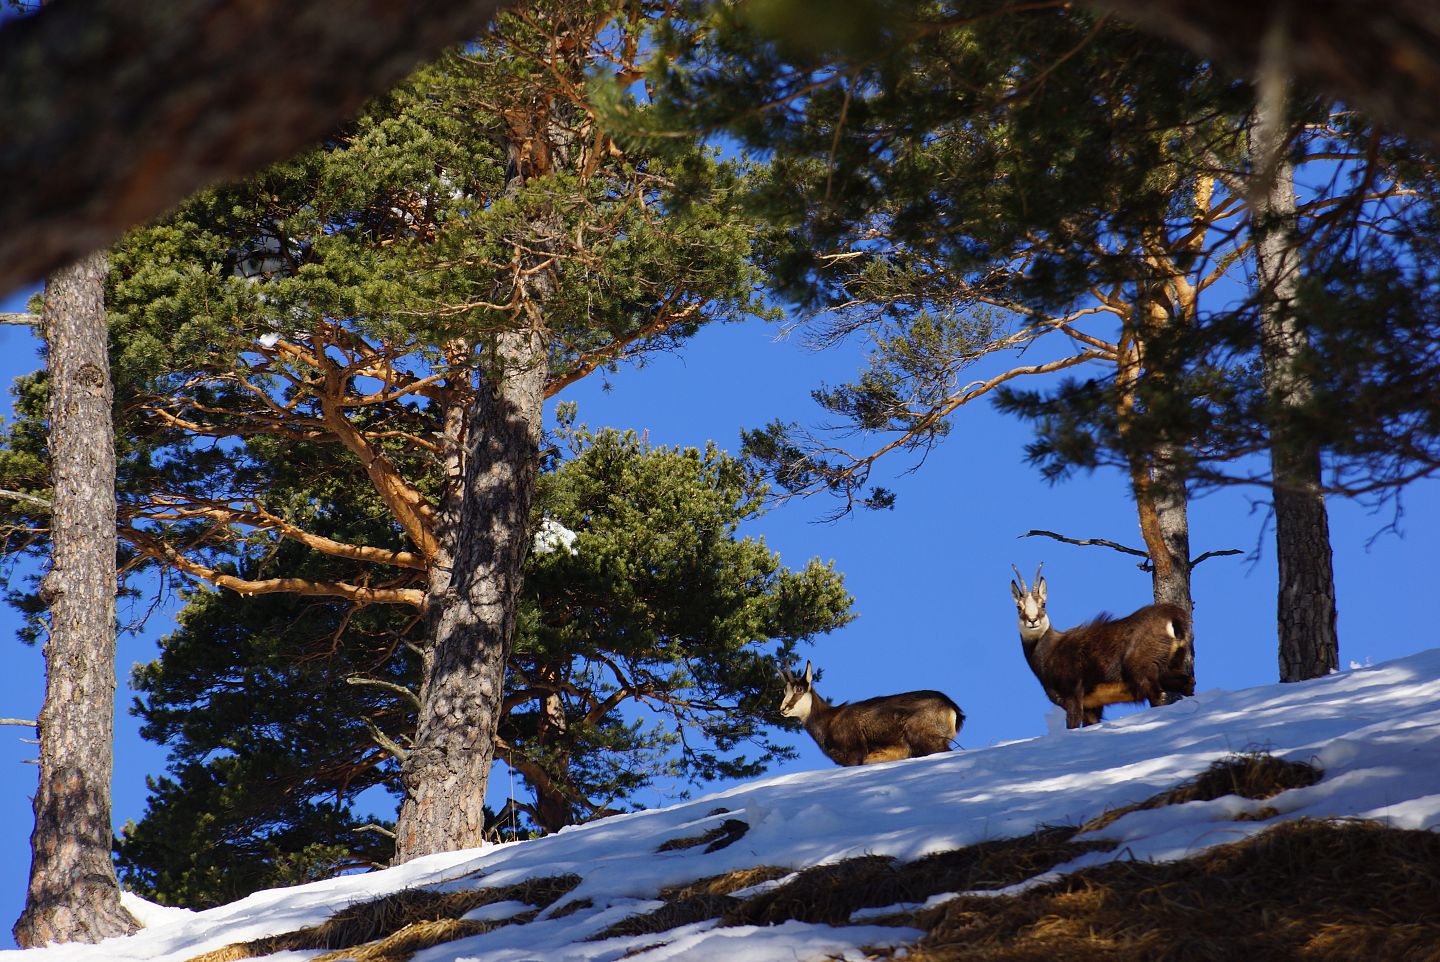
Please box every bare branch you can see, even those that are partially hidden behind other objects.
[345,676,422,711]
[0,489,51,509]
[1020,528,1151,561]
[1192,548,1243,567]
[361,719,409,762]
[0,718,37,728]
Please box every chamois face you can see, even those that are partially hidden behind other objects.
[1010,576,1050,642]
[779,661,815,721]
[1163,632,1197,697]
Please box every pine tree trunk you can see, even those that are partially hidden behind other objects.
[1118,308,1194,613]
[392,327,547,861]
[1249,91,1340,682]
[1149,450,1193,611]
[533,687,575,833]
[14,252,137,948]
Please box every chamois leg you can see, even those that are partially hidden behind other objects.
[1134,674,1167,709]
[1082,706,1103,726]
[907,737,949,758]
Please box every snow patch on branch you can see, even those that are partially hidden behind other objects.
[533,518,579,556]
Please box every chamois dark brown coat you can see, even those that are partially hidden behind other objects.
[1010,565,1195,730]
[779,661,963,767]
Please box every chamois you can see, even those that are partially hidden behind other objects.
[1009,564,1195,730]
[778,661,963,766]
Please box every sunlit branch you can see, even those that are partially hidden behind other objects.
[122,527,426,609]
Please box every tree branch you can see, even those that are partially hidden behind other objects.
[138,497,427,571]
[361,719,409,763]
[1020,530,1245,572]
[1192,548,1243,566]
[318,366,440,562]
[0,0,508,295]
[1090,0,1440,151]
[0,489,51,509]
[345,676,423,711]
[1020,528,1152,565]
[123,527,426,609]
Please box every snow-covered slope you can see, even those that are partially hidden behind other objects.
[9,648,1440,962]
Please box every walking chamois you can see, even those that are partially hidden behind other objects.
[779,661,963,766]
[1009,564,1195,729]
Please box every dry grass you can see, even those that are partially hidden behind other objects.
[592,893,740,941]
[183,873,580,962]
[655,817,749,853]
[589,866,796,942]
[891,818,1440,962]
[658,865,793,901]
[311,918,494,962]
[726,827,1114,929]
[1082,753,1322,833]
[548,897,594,919]
[193,753,1433,962]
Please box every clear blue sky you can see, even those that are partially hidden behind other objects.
[2,277,1437,945]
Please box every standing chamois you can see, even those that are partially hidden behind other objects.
[1009,564,1195,730]
[779,661,963,766]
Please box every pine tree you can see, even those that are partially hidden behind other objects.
[13,253,138,946]
[114,421,851,908]
[656,3,1438,680]
[651,2,1250,609]
[1,0,784,866]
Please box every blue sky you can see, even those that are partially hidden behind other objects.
[2,277,1438,945]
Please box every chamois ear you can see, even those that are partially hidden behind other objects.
[1010,580,1024,603]
[1035,576,1047,605]
[803,661,813,687]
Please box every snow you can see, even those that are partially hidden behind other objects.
[117,895,194,930]
[532,518,579,556]
[10,647,1440,962]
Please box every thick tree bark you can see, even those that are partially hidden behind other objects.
[1148,451,1193,610]
[1249,90,1340,682]
[1091,0,1440,152]
[0,0,505,297]
[1118,305,1194,613]
[13,252,137,948]
[392,327,547,861]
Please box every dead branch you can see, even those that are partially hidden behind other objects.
[1021,529,1244,571]
[1020,528,1151,562]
